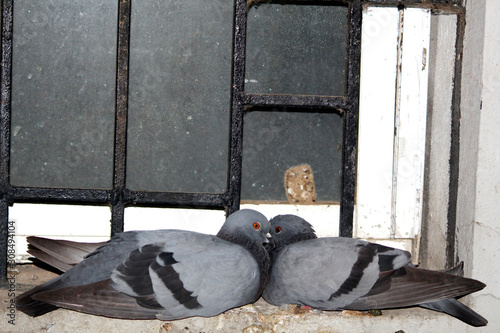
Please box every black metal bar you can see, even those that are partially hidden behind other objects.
[445,10,465,268]
[0,0,12,191]
[243,93,347,109]
[110,202,125,235]
[339,1,362,237]
[8,186,233,207]
[126,190,230,207]
[10,187,110,203]
[0,199,8,285]
[110,0,131,235]
[226,0,249,215]
[0,0,13,281]
[364,0,464,10]
[7,187,231,207]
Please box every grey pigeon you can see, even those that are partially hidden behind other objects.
[263,214,487,327]
[16,209,272,320]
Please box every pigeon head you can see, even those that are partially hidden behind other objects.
[216,209,271,247]
[269,214,317,251]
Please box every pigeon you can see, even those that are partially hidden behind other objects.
[16,209,272,320]
[263,214,487,327]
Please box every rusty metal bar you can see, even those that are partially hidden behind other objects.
[10,187,110,203]
[445,10,465,268]
[226,0,249,215]
[110,0,132,235]
[243,93,347,110]
[125,190,231,208]
[0,0,13,281]
[364,0,464,11]
[339,1,362,237]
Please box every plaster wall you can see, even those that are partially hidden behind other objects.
[464,0,500,331]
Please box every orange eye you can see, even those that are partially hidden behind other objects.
[253,222,260,229]
[275,226,282,234]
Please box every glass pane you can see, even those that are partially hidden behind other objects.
[10,0,117,189]
[127,0,233,193]
[245,4,348,96]
[242,111,343,202]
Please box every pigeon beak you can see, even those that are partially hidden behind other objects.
[263,233,276,248]
[261,232,271,243]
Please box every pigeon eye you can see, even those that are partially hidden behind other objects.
[275,226,282,234]
[253,222,260,229]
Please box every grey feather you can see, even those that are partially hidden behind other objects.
[27,236,105,272]
[17,209,271,320]
[263,214,487,327]
[419,298,487,327]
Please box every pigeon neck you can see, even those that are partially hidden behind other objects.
[275,232,317,252]
[270,232,317,265]
[217,232,270,294]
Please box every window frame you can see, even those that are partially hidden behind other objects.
[0,0,465,280]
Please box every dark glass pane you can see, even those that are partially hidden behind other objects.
[10,0,117,189]
[242,111,343,201]
[245,4,348,96]
[127,0,233,193]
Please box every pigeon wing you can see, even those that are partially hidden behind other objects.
[345,265,486,309]
[264,237,410,309]
[17,230,193,316]
[112,233,261,320]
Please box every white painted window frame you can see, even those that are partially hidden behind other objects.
[356,7,431,260]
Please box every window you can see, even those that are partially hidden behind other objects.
[1,1,465,275]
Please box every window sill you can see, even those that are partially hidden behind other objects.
[2,266,477,332]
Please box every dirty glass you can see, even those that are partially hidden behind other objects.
[10,0,117,189]
[126,0,233,193]
[245,3,348,96]
[241,110,343,202]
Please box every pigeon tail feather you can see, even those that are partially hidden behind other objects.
[16,278,66,317]
[27,236,105,273]
[420,298,487,327]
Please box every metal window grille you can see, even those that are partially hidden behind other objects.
[0,0,465,281]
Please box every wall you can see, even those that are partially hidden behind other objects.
[461,0,500,331]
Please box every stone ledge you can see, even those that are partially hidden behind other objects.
[0,265,482,333]
[1,293,477,333]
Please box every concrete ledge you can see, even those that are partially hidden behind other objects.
[0,297,485,333]
[0,264,487,333]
